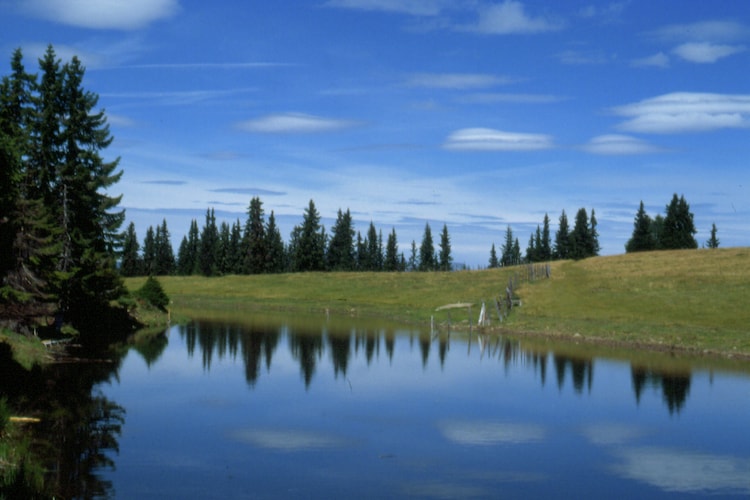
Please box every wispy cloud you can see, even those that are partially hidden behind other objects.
[111,62,292,70]
[444,128,554,151]
[237,113,361,134]
[650,21,749,43]
[672,42,746,63]
[613,92,750,134]
[557,49,609,65]
[21,0,179,30]
[324,0,447,16]
[210,187,286,196]
[140,180,187,186]
[439,420,546,445]
[646,20,749,65]
[631,51,669,68]
[406,72,515,89]
[467,1,563,35]
[101,88,257,106]
[458,93,565,104]
[582,134,663,155]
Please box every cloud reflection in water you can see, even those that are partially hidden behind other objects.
[612,446,750,495]
[439,420,546,446]
[229,428,349,451]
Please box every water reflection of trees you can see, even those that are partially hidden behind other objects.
[177,321,692,412]
[632,365,691,414]
[0,344,125,498]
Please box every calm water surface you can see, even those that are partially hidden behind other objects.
[93,315,750,499]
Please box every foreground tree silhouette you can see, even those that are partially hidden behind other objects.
[1,46,127,333]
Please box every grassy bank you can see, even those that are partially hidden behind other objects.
[124,247,750,358]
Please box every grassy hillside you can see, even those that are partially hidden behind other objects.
[125,247,750,357]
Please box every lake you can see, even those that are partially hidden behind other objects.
[6,314,750,498]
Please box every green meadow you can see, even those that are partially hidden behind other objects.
[125,247,750,359]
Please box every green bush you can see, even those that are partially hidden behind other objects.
[134,277,170,311]
[0,397,9,434]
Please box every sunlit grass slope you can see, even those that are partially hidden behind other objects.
[125,247,750,356]
[510,248,750,355]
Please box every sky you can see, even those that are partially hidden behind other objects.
[2,0,749,267]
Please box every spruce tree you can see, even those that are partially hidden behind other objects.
[217,221,231,275]
[409,240,418,271]
[706,223,719,249]
[120,222,141,276]
[293,200,325,272]
[243,197,266,274]
[419,223,435,271]
[554,210,570,259]
[177,219,200,275]
[366,222,380,271]
[154,219,175,275]
[385,228,399,271]
[327,208,355,271]
[489,243,499,268]
[199,208,219,276]
[438,223,452,271]
[142,226,156,276]
[661,194,697,249]
[570,208,590,260]
[626,201,654,253]
[229,219,244,273]
[501,226,514,267]
[264,211,285,273]
[540,213,552,260]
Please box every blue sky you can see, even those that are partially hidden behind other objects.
[2,0,749,267]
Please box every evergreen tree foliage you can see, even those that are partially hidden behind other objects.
[176,219,200,275]
[229,219,244,273]
[199,208,219,276]
[365,222,380,271]
[706,223,719,249]
[243,197,266,274]
[384,228,400,271]
[488,243,499,268]
[570,208,590,260]
[327,208,355,271]
[120,222,140,277]
[526,233,536,263]
[409,240,418,272]
[661,194,697,249]
[554,210,570,259]
[588,209,600,257]
[264,211,285,273]
[650,214,665,250]
[217,221,231,275]
[142,226,156,276]
[540,213,552,260]
[438,223,452,271]
[626,201,655,253]
[419,223,436,271]
[293,200,326,272]
[501,226,515,267]
[154,219,174,275]
[512,238,521,266]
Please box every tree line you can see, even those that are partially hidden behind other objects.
[489,208,600,268]
[120,198,457,276]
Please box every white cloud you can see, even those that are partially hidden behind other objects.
[613,92,750,134]
[672,42,746,63]
[582,135,663,155]
[237,113,360,134]
[557,49,609,65]
[406,73,514,89]
[444,128,554,151]
[631,52,669,68]
[651,21,749,43]
[324,0,447,16]
[469,1,563,34]
[22,0,179,30]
